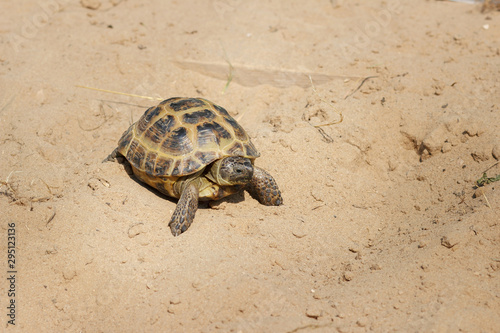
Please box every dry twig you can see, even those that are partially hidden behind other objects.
[344,75,378,100]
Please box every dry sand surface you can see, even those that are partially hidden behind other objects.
[1,0,500,332]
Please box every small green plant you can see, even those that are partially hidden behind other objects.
[476,172,500,187]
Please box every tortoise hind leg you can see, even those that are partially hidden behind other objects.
[248,167,283,206]
[102,148,133,175]
[169,182,199,236]
[103,148,118,163]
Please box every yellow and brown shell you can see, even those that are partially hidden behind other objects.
[116,97,260,178]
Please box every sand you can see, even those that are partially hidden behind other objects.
[1,0,499,332]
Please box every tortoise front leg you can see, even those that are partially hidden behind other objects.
[169,182,199,236]
[248,167,283,206]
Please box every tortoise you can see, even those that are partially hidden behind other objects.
[104,97,283,236]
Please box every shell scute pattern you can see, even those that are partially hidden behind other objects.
[154,157,173,175]
[126,140,138,163]
[182,156,202,174]
[224,116,247,141]
[211,121,232,140]
[144,152,157,174]
[244,143,259,157]
[196,123,220,147]
[213,104,230,117]
[131,145,146,168]
[137,106,162,133]
[182,109,216,124]
[168,98,207,112]
[226,142,244,156]
[160,126,194,156]
[171,159,182,176]
[118,127,134,150]
[117,97,260,178]
[144,115,176,144]
[194,150,219,164]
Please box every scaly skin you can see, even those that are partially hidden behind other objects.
[247,167,283,206]
[169,182,199,236]
[168,166,282,236]
[103,148,118,163]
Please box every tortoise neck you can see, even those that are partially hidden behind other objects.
[206,159,232,186]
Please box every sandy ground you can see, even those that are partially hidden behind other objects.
[1,0,499,332]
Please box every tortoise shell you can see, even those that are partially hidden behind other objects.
[116,97,260,178]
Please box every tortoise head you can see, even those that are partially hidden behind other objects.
[206,156,254,186]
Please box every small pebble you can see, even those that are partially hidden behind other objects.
[63,268,77,280]
[356,318,368,327]
[170,296,181,305]
[292,230,307,238]
[343,271,354,281]
[492,144,500,160]
[128,223,146,238]
[80,0,101,9]
[305,306,322,319]
[440,236,458,249]
[471,148,490,162]
[441,142,452,153]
